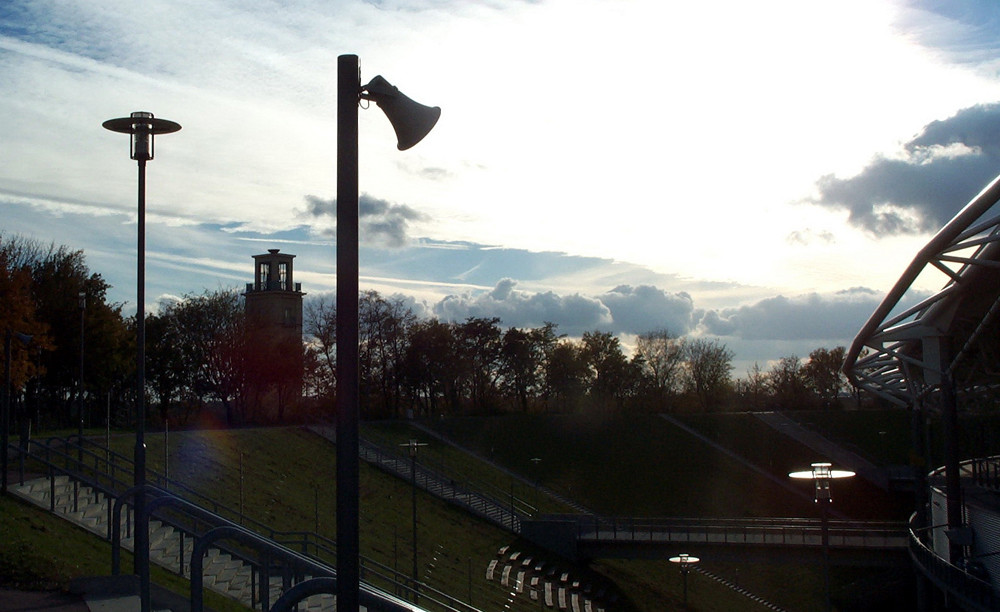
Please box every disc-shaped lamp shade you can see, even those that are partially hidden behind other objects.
[668,554,699,567]
[788,462,856,481]
[789,462,855,502]
[103,111,181,161]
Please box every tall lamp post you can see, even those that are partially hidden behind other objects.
[668,553,699,605]
[78,291,86,443]
[103,111,181,612]
[74,291,85,513]
[2,330,33,494]
[336,54,439,612]
[789,462,854,612]
[400,439,427,602]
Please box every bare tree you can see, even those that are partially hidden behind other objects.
[767,355,810,410]
[802,346,847,407]
[635,329,684,409]
[303,295,336,400]
[683,338,734,411]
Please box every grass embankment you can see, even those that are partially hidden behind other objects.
[419,413,824,517]
[794,408,1000,470]
[413,412,915,611]
[110,427,528,612]
[6,408,925,611]
[0,493,247,611]
[117,425,775,611]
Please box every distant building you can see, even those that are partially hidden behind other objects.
[244,249,305,419]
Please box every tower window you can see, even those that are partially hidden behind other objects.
[279,262,289,291]
[258,262,269,289]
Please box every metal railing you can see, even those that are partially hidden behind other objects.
[358,436,529,533]
[970,456,1000,492]
[564,515,908,550]
[7,435,482,612]
[908,513,999,612]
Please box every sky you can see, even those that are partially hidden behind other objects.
[3,0,1000,376]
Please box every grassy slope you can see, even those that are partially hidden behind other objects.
[0,493,248,611]
[116,425,777,611]
[413,412,915,611]
[419,413,824,518]
[4,408,924,611]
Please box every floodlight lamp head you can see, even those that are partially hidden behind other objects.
[362,75,440,150]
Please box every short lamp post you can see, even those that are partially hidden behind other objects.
[336,54,439,612]
[2,330,33,494]
[668,553,699,605]
[103,111,181,612]
[789,462,854,612]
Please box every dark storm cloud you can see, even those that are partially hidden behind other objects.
[808,103,1000,235]
[432,279,695,337]
[697,288,886,341]
[301,193,428,247]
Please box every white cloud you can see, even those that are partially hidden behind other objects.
[2,0,1000,368]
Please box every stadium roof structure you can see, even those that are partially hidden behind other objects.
[844,174,1000,409]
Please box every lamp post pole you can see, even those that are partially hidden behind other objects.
[78,291,85,444]
[2,331,10,494]
[400,439,427,603]
[790,462,854,612]
[335,53,439,611]
[336,53,362,612]
[103,112,180,612]
[668,553,699,605]
[2,330,32,494]
[75,291,85,513]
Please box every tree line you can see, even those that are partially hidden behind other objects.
[1,234,853,431]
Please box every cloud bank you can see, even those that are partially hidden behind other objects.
[429,278,893,352]
[301,194,427,247]
[432,279,697,337]
[697,288,885,341]
[809,103,1000,235]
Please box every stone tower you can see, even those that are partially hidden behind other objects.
[244,249,305,413]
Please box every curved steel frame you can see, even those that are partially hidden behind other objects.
[844,173,1000,405]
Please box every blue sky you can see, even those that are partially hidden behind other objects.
[3,0,1000,375]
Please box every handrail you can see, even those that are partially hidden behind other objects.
[908,513,999,611]
[358,436,526,532]
[18,435,481,612]
[565,514,908,549]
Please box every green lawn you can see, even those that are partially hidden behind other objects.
[78,424,785,611]
[5,409,922,611]
[0,493,248,611]
[418,413,823,518]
